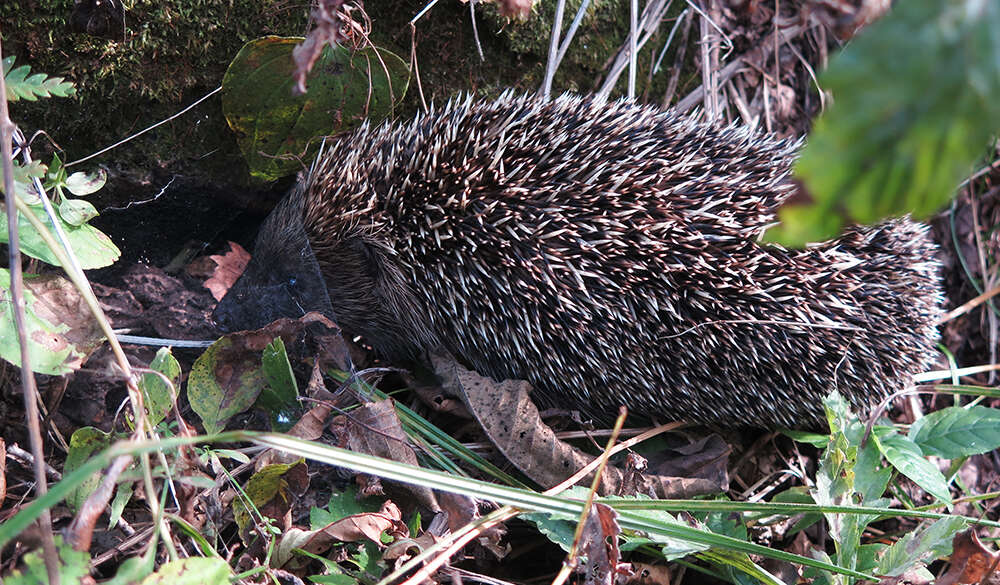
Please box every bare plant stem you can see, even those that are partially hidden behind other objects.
[0,35,61,585]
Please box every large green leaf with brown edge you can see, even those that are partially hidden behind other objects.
[0,269,105,375]
[222,36,409,181]
[768,0,1000,247]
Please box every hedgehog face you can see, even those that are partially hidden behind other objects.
[213,199,334,332]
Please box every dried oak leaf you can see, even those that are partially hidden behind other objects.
[203,242,251,301]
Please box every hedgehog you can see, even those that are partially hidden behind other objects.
[213,92,944,429]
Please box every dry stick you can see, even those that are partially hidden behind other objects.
[662,9,693,106]
[969,190,998,382]
[0,38,61,585]
[674,22,805,113]
[698,0,718,120]
[651,6,686,76]
[468,0,485,62]
[551,407,629,585]
[938,283,1000,324]
[596,0,673,100]
[12,131,178,557]
[628,0,638,99]
[552,0,595,74]
[10,193,178,560]
[541,0,568,100]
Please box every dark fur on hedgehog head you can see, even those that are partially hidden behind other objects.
[213,92,944,429]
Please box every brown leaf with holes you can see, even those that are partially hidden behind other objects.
[203,242,250,301]
[938,530,1000,585]
[578,503,630,585]
[625,563,672,585]
[431,353,721,498]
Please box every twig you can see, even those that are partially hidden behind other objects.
[0,36,61,585]
[597,0,674,100]
[553,0,594,72]
[937,283,1000,325]
[541,0,567,100]
[651,7,688,75]
[662,9,693,106]
[628,0,638,99]
[468,0,485,61]
[698,0,719,119]
[674,21,805,113]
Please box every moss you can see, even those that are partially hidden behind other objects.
[2,0,699,192]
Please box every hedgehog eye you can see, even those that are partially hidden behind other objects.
[287,276,298,287]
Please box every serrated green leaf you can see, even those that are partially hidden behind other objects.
[874,431,952,504]
[909,405,1000,458]
[769,1,1000,247]
[2,57,75,102]
[222,37,409,180]
[4,535,90,585]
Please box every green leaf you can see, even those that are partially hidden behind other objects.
[0,203,120,269]
[0,269,105,375]
[139,557,231,585]
[256,336,299,427]
[2,56,76,102]
[876,516,965,577]
[874,431,953,505]
[909,406,1000,458]
[58,198,99,226]
[187,336,266,434]
[222,36,409,180]
[63,168,107,196]
[768,1,1000,246]
[64,427,113,511]
[311,485,384,529]
[139,347,182,427]
[232,460,306,536]
[4,535,90,585]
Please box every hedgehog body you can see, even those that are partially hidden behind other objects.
[213,92,944,428]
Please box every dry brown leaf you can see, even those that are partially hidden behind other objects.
[203,241,251,301]
[330,399,440,511]
[22,272,105,370]
[578,503,628,585]
[432,353,721,498]
[322,500,407,543]
[625,563,672,585]
[938,530,1000,585]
